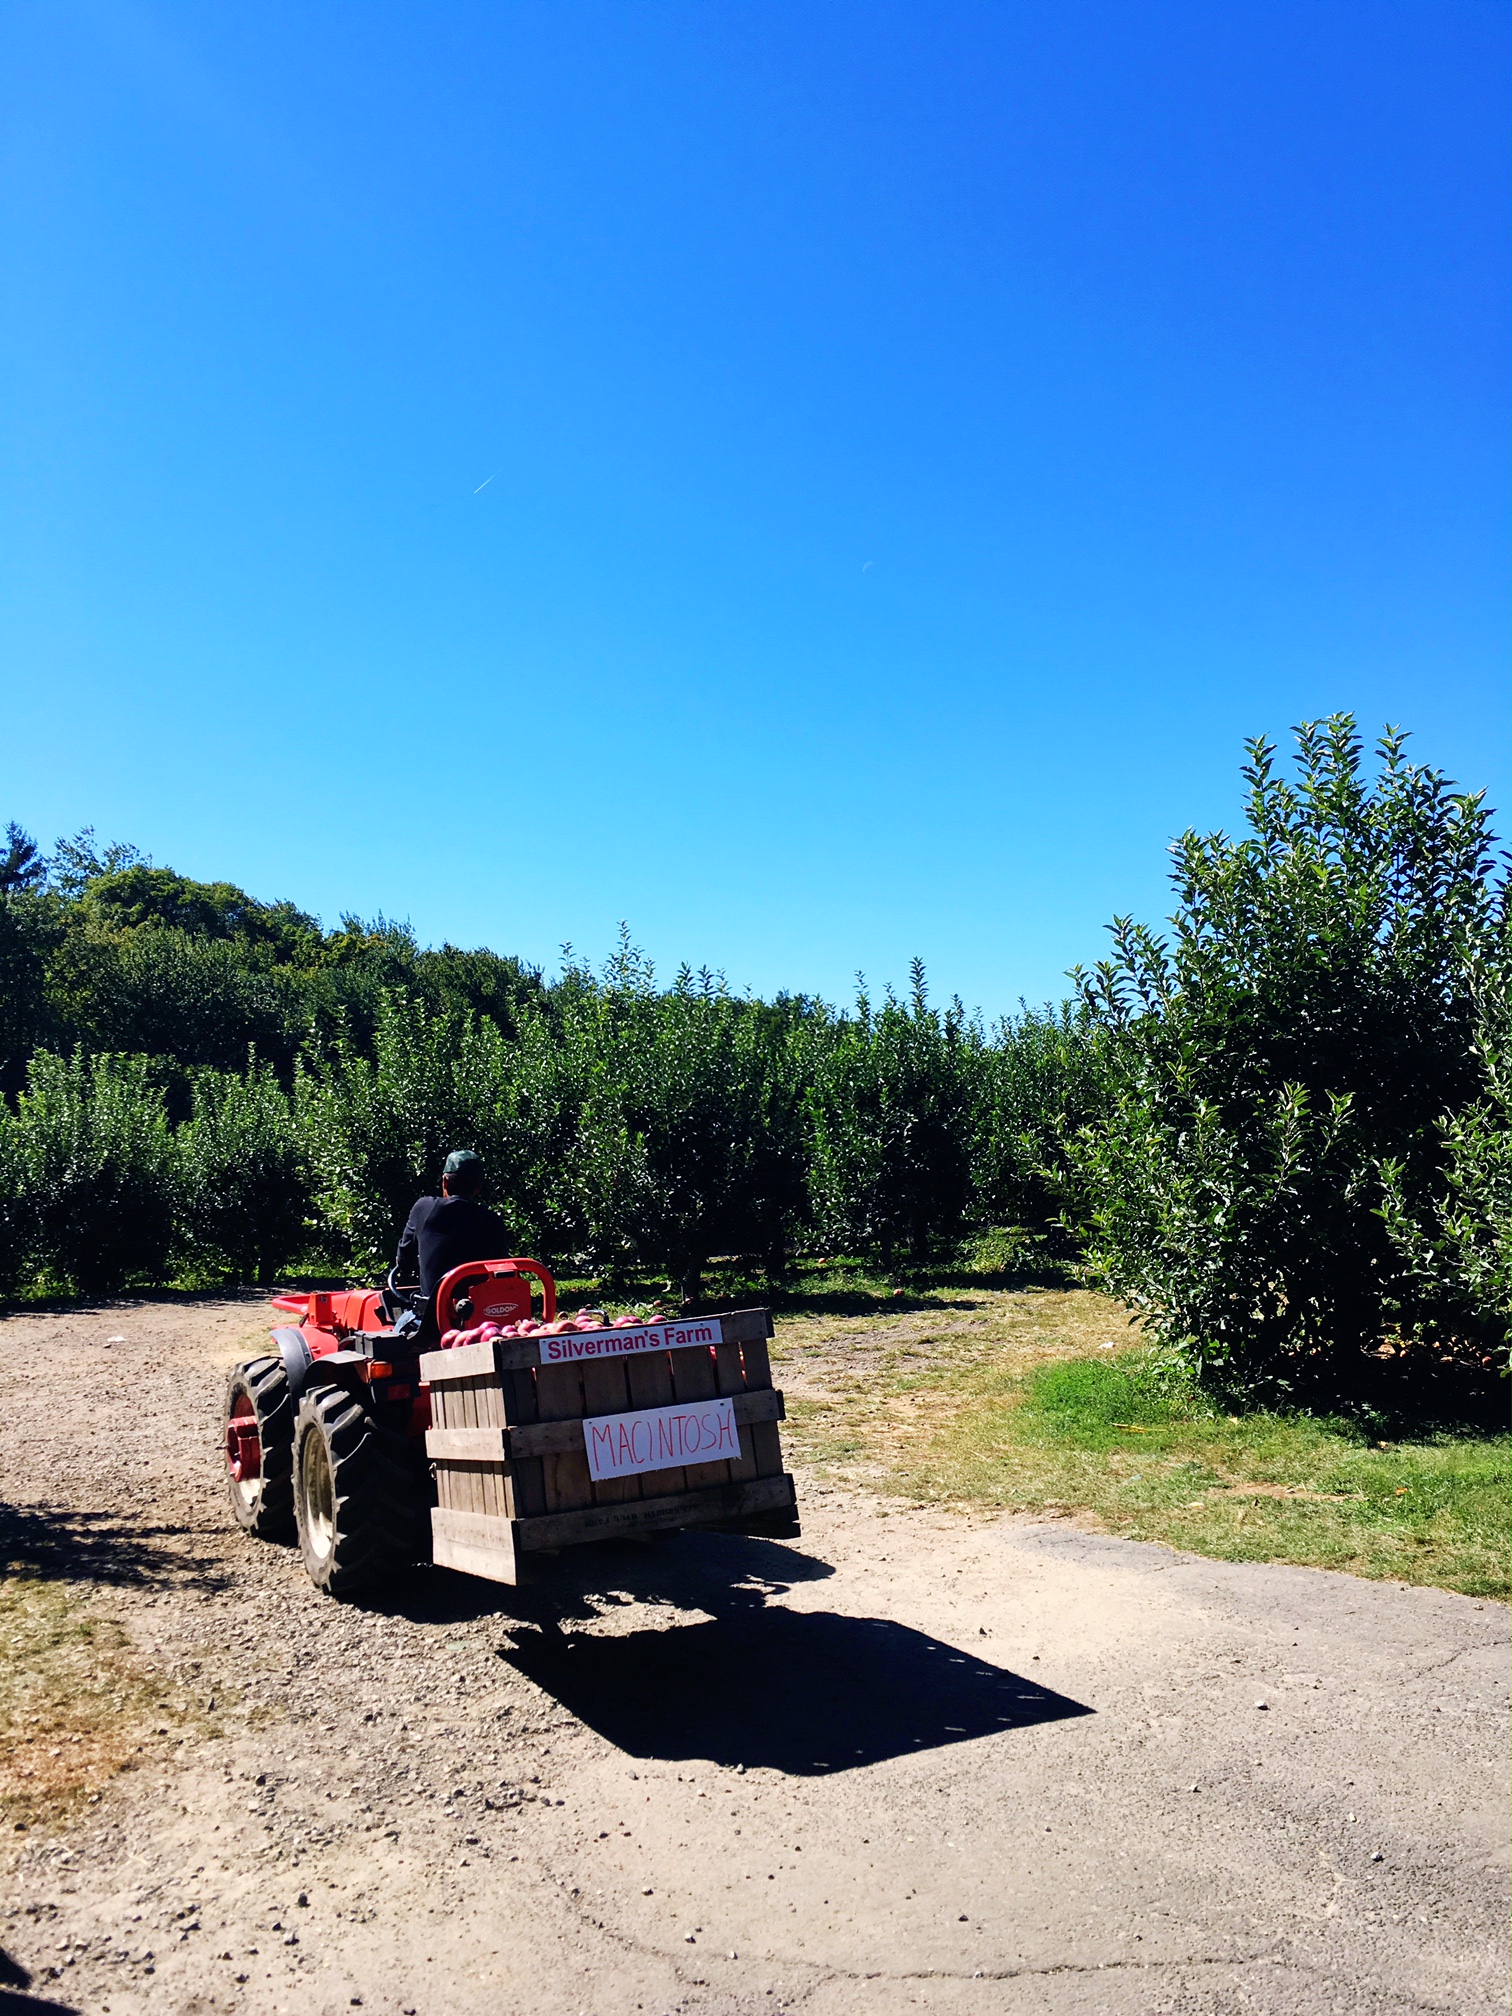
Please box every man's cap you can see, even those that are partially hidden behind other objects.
[444,1149,483,1178]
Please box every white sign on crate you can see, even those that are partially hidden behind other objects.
[537,1316,724,1365]
[582,1395,740,1482]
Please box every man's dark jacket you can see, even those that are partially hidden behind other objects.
[395,1194,511,1301]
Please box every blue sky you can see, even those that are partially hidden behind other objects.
[1,2,1505,1015]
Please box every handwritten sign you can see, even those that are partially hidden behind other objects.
[582,1396,739,1482]
[536,1316,724,1366]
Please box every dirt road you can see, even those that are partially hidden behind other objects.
[0,1298,1505,2016]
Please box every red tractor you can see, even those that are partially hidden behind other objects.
[222,1258,556,1596]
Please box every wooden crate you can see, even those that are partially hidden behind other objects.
[420,1307,798,1585]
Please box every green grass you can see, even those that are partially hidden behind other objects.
[765,1266,1509,1601]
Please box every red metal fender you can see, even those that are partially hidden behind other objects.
[434,1258,557,1336]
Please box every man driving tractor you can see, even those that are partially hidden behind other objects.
[223,1149,799,1599]
[394,1150,511,1326]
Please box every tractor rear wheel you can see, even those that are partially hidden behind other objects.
[223,1357,295,1541]
[292,1385,420,1597]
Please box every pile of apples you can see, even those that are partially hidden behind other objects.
[439,1307,645,1350]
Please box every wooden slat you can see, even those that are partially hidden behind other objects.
[499,1367,537,1424]
[422,1307,774,1379]
[420,1339,497,1383]
[427,1388,785,1463]
[482,1381,502,1514]
[668,1342,728,1490]
[436,1371,456,1510]
[714,1338,759,1483]
[580,1357,639,1505]
[477,1375,501,1516]
[738,1333,774,1387]
[427,1426,508,1461]
[435,1473,799,1581]
[475,1402,492,1513]
[714,1307,775,1344]
[500,1368,545,1518]
[429,1371,447,1510]
[461,1378,480,1510]
[623,1348,682,1495]
[454,1377,472,1512]
[745,1422,783,1477]
[738,1333,783,1474]
[534,1363,593,1511]
[430,1507,522,1587]
[513,1472,797,1552]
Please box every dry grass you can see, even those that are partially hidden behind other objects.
[772,1280,1133,1484]
[0,1572,202,1833]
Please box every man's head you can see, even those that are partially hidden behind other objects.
[441,1149,484,1199]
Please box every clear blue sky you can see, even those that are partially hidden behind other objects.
[2,2,1505,1015]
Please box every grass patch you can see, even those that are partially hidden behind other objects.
[0,1572,202,1833]
[769,1271,1509,1601]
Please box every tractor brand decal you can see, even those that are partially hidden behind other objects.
[582,1395,739,1481]
[537,1318,724,1364]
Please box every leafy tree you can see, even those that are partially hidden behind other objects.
[0,823,46,896]
[807,961,976,1267]
[80,863,324,962]
[46,828,145,897]
[47,927,303,1086]
[178,1057,311,1283]
[1070,718,1507,1395]
[564,946,809,1297]
[0,889,65,1099]
[972,1003,1115,1246]
[0,1101,24,1294]
[300,995,516,1273]
[483,1000,596,1263]
[1379,910,1509,1362]
[412,943,546,1036]
[0,830,551,1100]
[14,1050,176,1295]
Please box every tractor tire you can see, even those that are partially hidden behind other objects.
[223,1357,296,1542]
[292,1384,421,1598]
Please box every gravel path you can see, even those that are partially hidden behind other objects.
[0,1296,1506,2016]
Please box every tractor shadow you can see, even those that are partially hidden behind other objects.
[424,1526,1093,1776]
[498,1603,1089,1775]
[369,1528,1091,1775]
[373,1527,836,1630]
[0,1947,79,2015]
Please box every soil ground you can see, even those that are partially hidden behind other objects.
[0,1296,1506,2016]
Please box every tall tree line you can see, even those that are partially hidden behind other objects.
[1,719,1505,1398]
[0,835,1100,1298]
